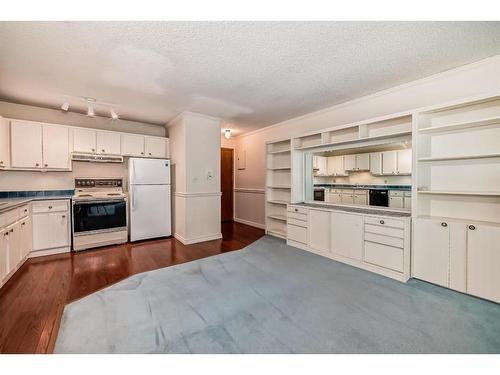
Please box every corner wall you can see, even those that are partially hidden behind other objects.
[233,55,500,228]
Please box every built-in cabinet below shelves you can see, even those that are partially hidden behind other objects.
[0,117,169,171]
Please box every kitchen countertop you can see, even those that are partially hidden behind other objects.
[292,202,412,217]
[0,196,72,214]
[314,184,411,191]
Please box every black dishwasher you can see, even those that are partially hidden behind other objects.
[369,189,389,207]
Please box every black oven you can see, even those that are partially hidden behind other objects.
[314,188,325,201]
[72,199,127,234]
[369,189,389,207]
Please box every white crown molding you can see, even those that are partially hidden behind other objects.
[165,111,222,128]
[174,191,222,197]
[233,217,266,229]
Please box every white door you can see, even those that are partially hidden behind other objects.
[50,212,70,248]
[389,196,404,208]
[0,117,10,169]
[382,151,397,175]
[0,229,7,282]
[467,223,500,303]
[97,131,121,155]
[308,209,330,254]
[145,137,167,158]
[73,128,96,153]
[121,134,145,157]
[412,218,450,287]
[42,124,69,169]
[356,154,370,171]
[344,154,356,171]
[130,184,171,241]
[10,120,43,169]
[129,158,170,185]
[331,211,363,260]
[33,212,69,251]
[397,149,412,174]
[20,217,33,259]
[370,152,382,175]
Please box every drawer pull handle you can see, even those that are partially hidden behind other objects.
[24,209,28,212]
[4,232,8,236]
[379,220,384,224]
[9,229,13,233]
[35,163,39,167]
[468,225,476,230]
[91,148,95,152]
[62,215,66,218]
[441,222,447,227]
[294,208,298,212]
[48,206,53,209]
[21,222,25,226]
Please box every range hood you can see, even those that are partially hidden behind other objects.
[71,153,123,163]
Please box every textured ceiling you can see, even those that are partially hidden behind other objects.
[0,21,500,134]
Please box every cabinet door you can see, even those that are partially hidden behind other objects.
[356,154,370,171]
[389,196,403,208]
[308,209,330,254]
[20,217,33,259]
[318,157,327,175]
[97,131,121,155]
[467,224,500,303]
[50,212,70,248]
[42,124,69,169]
[326,157,336,175]
[0,117,10,169]
[382,151,397,175]
[10,120,43,168]
[403,197,412,210]
[5,223,21,275]
[0,229,7,282]
[121,134,145,157]
[370,152,382,175]
[353,193,367,205]
[331,212,363,260]
[33,212,69,251]
[73,128,96,154]
[329,193,342,204]
[412,218,450,287]
[397,149,412,175]
[145,137,167,158]
[344,155,356,171]
[313,155,319,170]
[333,156,346,176]
[341,193,354,205]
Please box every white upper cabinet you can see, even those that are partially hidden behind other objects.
[96,131,121,155]
[145,136,168,158]
[0,117,10,169]
[10,120,43,169]
[356,154,370,171]
[73,128,97,154]
[344,155,356,171]
[370,152,382,175]
[396,149,412,175]
[42,124,69,169]
[327,156,347,176]
[121,133,145,157]
[313,156,327,175]
[382,151,397,175]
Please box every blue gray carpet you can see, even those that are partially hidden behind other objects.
[55,236,500,353]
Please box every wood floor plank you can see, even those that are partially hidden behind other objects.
[0,222,264,353]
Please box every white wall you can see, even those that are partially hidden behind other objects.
[234,55,500,228]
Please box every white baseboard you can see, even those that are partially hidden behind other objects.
[29,246,71,258]
[174,232,223,245]
[233,217,266,230]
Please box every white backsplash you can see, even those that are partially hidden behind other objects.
[314,171,411,185]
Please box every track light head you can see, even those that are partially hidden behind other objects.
[110,108,119,120]
[61,101,70,112]
[87,103,95,117]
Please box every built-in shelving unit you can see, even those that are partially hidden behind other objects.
[265,138,292,239]
[414,94,500,223]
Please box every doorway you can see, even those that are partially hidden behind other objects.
[220,148,234,222]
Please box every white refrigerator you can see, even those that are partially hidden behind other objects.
[128,158,171,241]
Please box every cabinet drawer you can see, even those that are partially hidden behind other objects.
[287,206,308,215]
[18,204,30,218]
[32,200,69,213]
[364,232,404,248]
[287,211,307,222]
[364,241,404,272]
[365,223,404,238]
[364,216,404,229]
[389,191,405,197]
[0,208,19,228]
[287,224,307,244]
[287,217,308,228]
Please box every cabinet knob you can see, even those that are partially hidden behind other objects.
[468,225,476,231]
[441,222,448,227]
[9,229,13,233]
[48,206,53,209]
[62,215,66,218]
[91,148,95,152]
[102,149,105,152]
[149,152,152,155]
[380,220,385,224]
[0,160,3,164]
[140,152,144,155]
[21,222,25,226]
[24,209,28,212]
[44,163,48,167]
[4,232,8,236]
[35,163,39,167]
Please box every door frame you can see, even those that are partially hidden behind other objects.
[220,147,235,222]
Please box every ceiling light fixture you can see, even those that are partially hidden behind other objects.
[224,129,232,139]
[110,108,119,120]
[87,102,95,117]
[61,101,70,112]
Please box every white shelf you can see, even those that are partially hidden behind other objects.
[418,153,500,162]
[268,149,291,154]
[267,214,287,222]
[418,115,500,135]
[267,200,289,205]
[418,190,500,197]
[267,185,291,189]
[267,167,291,170]
[267,228,286,239]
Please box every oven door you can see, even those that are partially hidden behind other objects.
[72,199,127,235]
[314,189,325,201]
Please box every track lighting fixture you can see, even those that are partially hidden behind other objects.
[61,101,69,112]
[110,108,119,120]
[224,129,232,139]
[87,102,95,117]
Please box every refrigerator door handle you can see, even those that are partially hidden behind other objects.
[132,186,136,209]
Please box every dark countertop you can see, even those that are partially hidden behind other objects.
[292,202,412,217]
[314,184,411,191]
[0,196,72,214]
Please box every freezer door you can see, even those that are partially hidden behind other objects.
[130,184,171,241]
[129,158,170,185]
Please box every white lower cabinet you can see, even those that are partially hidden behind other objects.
[32,200,71,256]
[307,209,330,254]
[331,212,363,261]
[0,228,7,283]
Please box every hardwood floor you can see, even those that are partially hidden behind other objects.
[0,222,264,354]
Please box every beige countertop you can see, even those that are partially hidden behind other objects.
[0,196,72,214]
[292,202,412,217]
